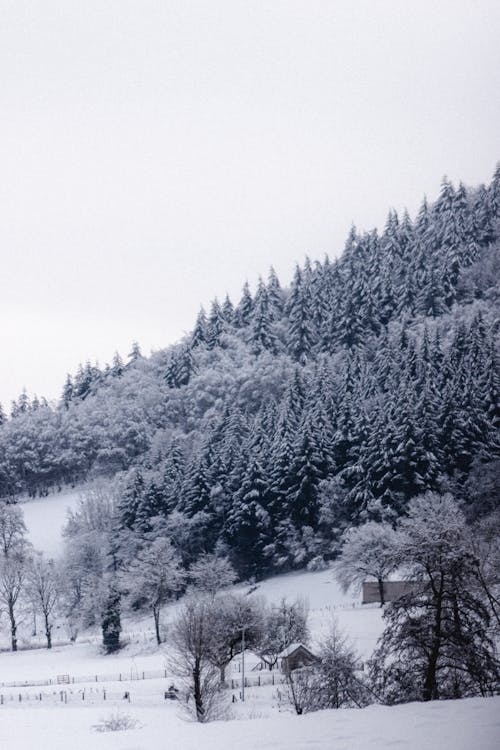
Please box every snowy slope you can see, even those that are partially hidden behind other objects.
[20,489,81,557]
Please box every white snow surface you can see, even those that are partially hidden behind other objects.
[0,697,498,750]
[20,489,81,557]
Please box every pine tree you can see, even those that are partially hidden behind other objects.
[226,456,271,578]
[61,375,73,409]
[267,267,284,314]
[235,282,253,328]
[221,294,235,325]
[286,266,315,362]
[248,278,277,355]
[191,307,208,348]
[206,299,226,349]
[128,341,143,363]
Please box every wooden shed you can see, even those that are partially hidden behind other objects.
[362,580,421,604]
[279,643,318,674]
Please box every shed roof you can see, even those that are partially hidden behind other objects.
[278,643,315,659]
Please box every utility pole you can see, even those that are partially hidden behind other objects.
[241,626,245,702]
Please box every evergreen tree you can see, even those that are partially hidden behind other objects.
[234,282,253,328]
[286,266,315,362]
[191,307,208,348]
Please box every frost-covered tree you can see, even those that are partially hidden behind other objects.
[370,493,500,703]
[283,621,370,714]
[206,593,263,684]
[0,551,27,651]
[256,597,309,670]
[61,485,123,652]
[0,502,28,558]
[335,522,398,606]
[188,553,237,598]
[26,552,59,649]
[170,595,227,722]
[123,537,184,645]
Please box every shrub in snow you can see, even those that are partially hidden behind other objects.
[92,712,140,732]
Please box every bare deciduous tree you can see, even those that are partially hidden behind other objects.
[256,597,309,670]
[0,551,27,651]
[188,553,237,598]
[26,552,60,649]
[170,596,227,722]
[123,537,184,645]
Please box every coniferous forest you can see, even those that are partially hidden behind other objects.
[1,167,499,579]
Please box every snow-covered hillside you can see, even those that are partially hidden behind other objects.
[21,489,81,557]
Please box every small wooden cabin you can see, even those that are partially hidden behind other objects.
[362,580,421,604]
[279,644,318,674]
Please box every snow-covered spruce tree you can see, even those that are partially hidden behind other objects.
[370,493,500,703]
[335,521,398,606]
[101,583,122,654]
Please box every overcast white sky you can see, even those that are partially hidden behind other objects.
[1,0,499,408]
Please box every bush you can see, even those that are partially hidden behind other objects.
[92,712,140,733]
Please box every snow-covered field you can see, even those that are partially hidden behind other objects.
[1,696,498,750]
[2,490,499,749]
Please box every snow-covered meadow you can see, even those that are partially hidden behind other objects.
[1,696,499,750]
[1,491,498,749]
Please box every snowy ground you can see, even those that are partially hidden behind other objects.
[2,490,498,749]
[1,696,498,750]
[20,489,81,557]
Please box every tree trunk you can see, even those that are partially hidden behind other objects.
[153,607,161,646]
[193,659,204,722]
[9,602,17,652]
[220,664,226,685]
[44,614,52,649]
[423,579,443,701]
[377,577,385,607]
